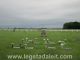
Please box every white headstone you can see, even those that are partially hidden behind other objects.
[13,47,20,49]
[43,39,46,41]
[26,37,28,40]
[47,38,49,40]
[48,47,56,49]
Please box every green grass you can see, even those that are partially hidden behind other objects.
[0,30,80,60]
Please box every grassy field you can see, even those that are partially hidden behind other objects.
[0,29,80,60]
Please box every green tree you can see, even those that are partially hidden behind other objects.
[63,21,80,29]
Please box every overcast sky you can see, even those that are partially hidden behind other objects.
[0,0,80,28]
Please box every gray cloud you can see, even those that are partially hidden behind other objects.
[0,0,80,28]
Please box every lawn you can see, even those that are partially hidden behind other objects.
[0,29,80,60]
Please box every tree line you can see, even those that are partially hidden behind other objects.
[63,21,80,29]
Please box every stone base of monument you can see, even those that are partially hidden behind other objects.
[25,47,34,49]
[13,47,20,49]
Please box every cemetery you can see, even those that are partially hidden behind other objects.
[8,29,72,50]
[9,36,72,50]
[0,29,80,60]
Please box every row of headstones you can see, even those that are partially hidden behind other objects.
[43,38,72,50]
[9,43,34,49]
[9,37,72,50]
[9,37,33,49]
